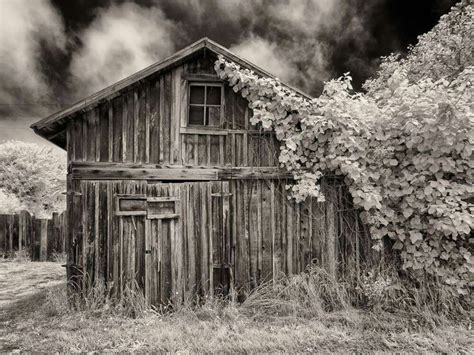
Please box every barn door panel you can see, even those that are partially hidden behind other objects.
[145,183,182,306]
[210,181,232,296]
[66,176,83,286]
[113,181,147,296]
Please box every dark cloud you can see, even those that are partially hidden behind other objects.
[0,0,460,146]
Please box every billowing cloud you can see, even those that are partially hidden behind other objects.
[267,0,340,35]
[230,36,299,82]
[69,3,179,98]
[0,0,66,121]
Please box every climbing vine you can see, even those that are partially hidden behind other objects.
[214,2,473,293]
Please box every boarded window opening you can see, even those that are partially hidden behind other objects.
[115,195,146,216]
[147,197,180,219]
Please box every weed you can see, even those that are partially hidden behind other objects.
[50,252,67,263]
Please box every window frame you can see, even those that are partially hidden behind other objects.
[187,82,223,127]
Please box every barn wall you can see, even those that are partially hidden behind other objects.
[66,51,279,168]
[64,50,376,305]
[68,179,374,304]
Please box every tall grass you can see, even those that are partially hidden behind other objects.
[42,265,470,326]
[241,267,350,318]
[353,266,471,325]
[44,274,150,318]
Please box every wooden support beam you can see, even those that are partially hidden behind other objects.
[70,162,292,181]
[72,167,219,181]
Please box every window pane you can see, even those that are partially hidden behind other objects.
[206,86,221,105]
[207,106,220,126]
[189,106,204,125]
[190,86,205,104]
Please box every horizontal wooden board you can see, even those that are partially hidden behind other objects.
[70,164,291,181]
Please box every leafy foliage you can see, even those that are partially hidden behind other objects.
[0,140,66,217]
[214,1,473,293]
[0,188,24,213]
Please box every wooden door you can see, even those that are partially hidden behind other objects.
[145,183,181,306]
[144,181,231,306]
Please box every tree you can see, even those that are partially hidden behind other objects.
[0,140,66,217]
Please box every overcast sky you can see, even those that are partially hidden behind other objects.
[0,0,459,150]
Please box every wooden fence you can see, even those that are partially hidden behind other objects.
[0,211,66,261]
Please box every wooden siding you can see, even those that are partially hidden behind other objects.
[66,52,278,168]
[68,179,374,305]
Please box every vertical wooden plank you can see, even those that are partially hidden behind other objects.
[260,181,272,280]
[85,109,95,161]
[145,218,151,305]
[83,181,96,284]
[180,65,188,165]
[137,87,148,163]
[95,106,103,162]
[145,82,151,164]
[206,135,211,166]
[170,67,182,164]
[243,109,248,166]
[0,216,5,256]
[162,74,171,163]
[105,183,113,285]
[197,135,206,166]
[222,181,231,271]
[8,215,14,255]
[279,183,287,274]
[210,136,220,166]
[112,98,122,162]
[187,184,196,293]
[171,184,183,302]
[159,77,165,164]
[242,181,250,290]
[18,211,25,251]
[94,184,100,282]
[286,195,294,275]
[311,199,324,269]
[326,184,337,278]
[219,136,224,166]
[270,181,277,282]
[149,80,160,164]
[248,181,259,287]
[122,92,133,162]
[256,182,263,283]
[199,183,209,295]
[97,183,108,282]
[40,219,48,261]
[207,182,214,297]
[193,134,199,165]
[133,90,139,163]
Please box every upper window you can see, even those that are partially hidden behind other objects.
[188,83,222,126]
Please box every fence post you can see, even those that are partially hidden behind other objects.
[40,219,48,261]
[0,215,5,256]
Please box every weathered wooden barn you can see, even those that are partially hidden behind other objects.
[31,38,373,305]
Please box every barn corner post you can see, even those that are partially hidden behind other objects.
[30,38,371,307]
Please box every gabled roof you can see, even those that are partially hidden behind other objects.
[31,37,312,148]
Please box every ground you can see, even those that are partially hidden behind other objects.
[0,260,472,353]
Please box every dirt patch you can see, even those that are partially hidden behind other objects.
[0,261,64,309]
